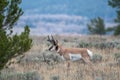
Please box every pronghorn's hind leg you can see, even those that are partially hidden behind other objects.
[81,57,94,71]
[81,57,88,64]
[81,57,92,65]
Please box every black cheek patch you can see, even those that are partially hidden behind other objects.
[55,46,58,51]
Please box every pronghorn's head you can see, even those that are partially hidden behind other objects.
[47,35,61,52]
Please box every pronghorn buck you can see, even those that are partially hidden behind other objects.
[47,35,93,67]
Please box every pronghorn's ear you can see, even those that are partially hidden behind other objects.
[47,35,51,42]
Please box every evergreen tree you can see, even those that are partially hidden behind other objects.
[108,0,120,35]
[87,17,106,35]
[0,0,32,70]
[0,0,23,33]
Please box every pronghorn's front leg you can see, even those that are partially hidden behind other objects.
[66,60,70,76]
[81,57,93,66]
[67,60,70,69]
[62,54,71,69]
[81,57,87,63]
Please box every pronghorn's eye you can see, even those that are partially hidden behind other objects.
[55,46,58,50]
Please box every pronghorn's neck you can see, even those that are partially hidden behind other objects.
[56,45,65,56]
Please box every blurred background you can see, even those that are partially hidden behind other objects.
[13,0,116,35]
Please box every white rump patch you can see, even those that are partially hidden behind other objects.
[87,49,93,59]
[69,53,82,61]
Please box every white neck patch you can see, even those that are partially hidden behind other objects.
[57,48,60,52]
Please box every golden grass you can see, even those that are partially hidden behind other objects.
[2,35,120,80]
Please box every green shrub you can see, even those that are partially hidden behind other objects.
[78,41,92,48]
[78,41,120,49]
[92,54,102,63]
[63,39,69,42]
[42,51,63,65]
[114,53,120,61]
[50,75,59,80]
[117,58,120,66]
[95,77,102,80]
[20,52,46,65]
[117,44,120,49]
[19,51,63,65]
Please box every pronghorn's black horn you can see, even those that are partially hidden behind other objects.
[51,35,54,40]
[51,35,56,45]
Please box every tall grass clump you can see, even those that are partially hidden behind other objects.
[0,71,42,80]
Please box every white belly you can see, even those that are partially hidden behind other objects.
[69,53,82,61]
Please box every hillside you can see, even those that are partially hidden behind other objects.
[13,0,116,35]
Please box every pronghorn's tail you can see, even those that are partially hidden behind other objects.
[87,49,93,59]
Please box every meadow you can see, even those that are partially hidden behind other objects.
[0,35,120,80]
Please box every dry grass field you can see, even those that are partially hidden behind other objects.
[0,35,120,80]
